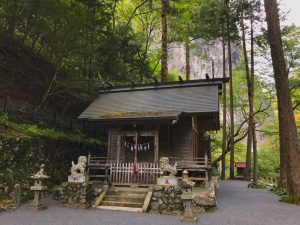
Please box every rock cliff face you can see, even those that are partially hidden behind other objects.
[168,40,240,79]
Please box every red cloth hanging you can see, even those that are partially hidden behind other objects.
[133,161,137,174]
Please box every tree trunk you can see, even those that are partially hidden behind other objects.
[240,0,253,181]
[252,123,258,183]
[227,2,235,179]
[264,0,300,202]
[250,0,258,183]
[161,0,168,82]
[185,40,190,80]
[221,38,227,180]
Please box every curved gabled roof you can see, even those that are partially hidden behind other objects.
[79,79,223,121]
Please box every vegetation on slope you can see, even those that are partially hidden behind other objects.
[0,115,102,145]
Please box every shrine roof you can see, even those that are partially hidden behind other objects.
[79,78,226,121]
[235,162,246,168]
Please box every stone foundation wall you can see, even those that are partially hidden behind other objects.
[150,185,183,215]
[150,184,217,214]
[60,182,102,208]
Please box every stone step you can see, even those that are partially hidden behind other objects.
[98,187,149,211]
[109,187,149,193]
[101,200,143,208]
[106,190,147,197]
[97,205,143,212]
[103,195,145,202]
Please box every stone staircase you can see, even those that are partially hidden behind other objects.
[96,187,152,212]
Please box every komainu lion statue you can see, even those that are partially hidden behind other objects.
[71,156,87,175]
[159,157,177,176]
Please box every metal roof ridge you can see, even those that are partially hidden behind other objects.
[99,78,228,94]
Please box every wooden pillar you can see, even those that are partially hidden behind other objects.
[167,122,170,156]
[116,135,121,163]
[134,132,138,164]
[154,127,159,163]
[107,130,112,162]
[87,152,91,176]
[204,147,209,187]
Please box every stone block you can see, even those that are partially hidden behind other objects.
[68,174,88,183]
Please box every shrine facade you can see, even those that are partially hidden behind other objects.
[79,78,226,186]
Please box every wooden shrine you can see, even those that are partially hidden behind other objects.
[79,78,227,186]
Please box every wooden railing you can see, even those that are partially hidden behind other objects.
[168,157,211,184]
[109,162,159,186]
[87,156,109,180]
[168,157,211,169]
[88,155,211,185]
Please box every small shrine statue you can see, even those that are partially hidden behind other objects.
[68,156,88,183]
[159,157,177,176]
[157,157,178,185]
[71,156,87,175]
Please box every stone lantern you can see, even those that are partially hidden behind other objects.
[30,164,49,211]
[180,170,197,223]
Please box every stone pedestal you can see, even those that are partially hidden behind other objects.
[68,174,88,183]
[150,185,183,215]
[180,188,197,223]
[61,182,95,208]
[30,184,48,211]
[157,176,178,186]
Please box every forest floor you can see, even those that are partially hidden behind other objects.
[0,180,299,225]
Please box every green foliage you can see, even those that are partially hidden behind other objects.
[247,181,267,189]
[211,167,220,176]
[258,148,280,182]
[280,194,300,205]
[192,0,227,41]
[0,0,152,85]
[271,187,300,205]
[0,115,101,145]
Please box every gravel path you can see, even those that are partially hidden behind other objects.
[0,180,299,225]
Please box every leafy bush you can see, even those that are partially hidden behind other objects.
[211,167,220,177]
[271,186,300,205]
[248,181,267,189]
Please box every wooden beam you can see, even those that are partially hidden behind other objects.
[114,130,156,137]
[107,130,112,162]
[116,135,121,162]
[154,128,159,163]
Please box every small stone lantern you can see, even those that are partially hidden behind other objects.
[30,164,49,211]
[180,170,197,223]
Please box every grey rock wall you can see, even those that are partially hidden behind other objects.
[169,40,240,79]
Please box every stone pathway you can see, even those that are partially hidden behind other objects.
[0,180,299,225]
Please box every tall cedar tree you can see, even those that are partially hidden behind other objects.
[250,0,258,183]
[240,0,254,181]
[185,41,190,80]
[264,0,300,201]
[161,0,169,82]
[226,0,235,179]
[221,35,227,180]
